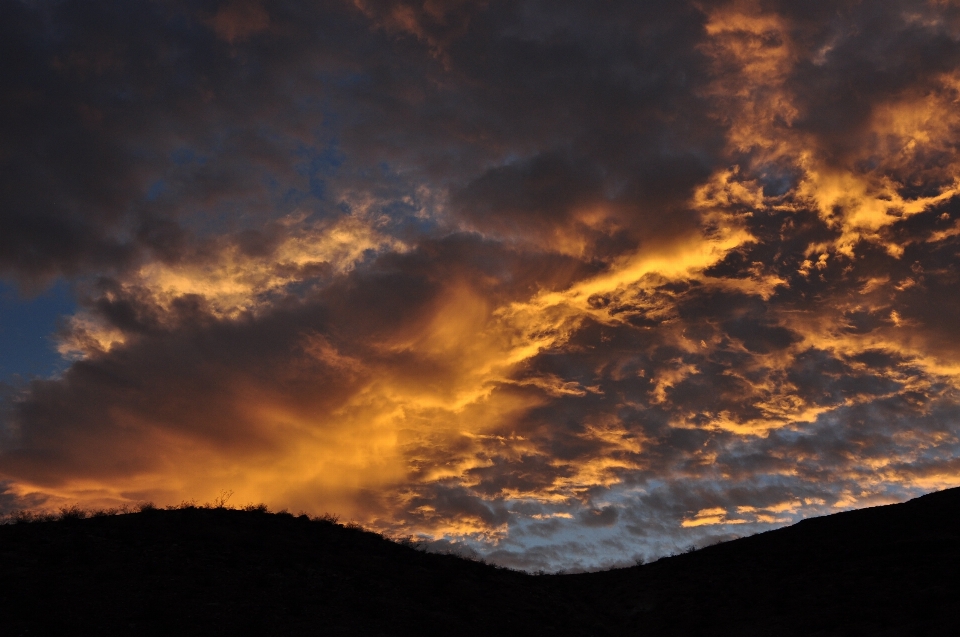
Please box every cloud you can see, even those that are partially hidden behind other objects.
[208,0,270,44]
[2,0,960,572]
[580,505,620,527]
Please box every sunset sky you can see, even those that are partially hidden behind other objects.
[2,0,960,571]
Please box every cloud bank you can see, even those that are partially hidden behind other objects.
[2,0,960,570]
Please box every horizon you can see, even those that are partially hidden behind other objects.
[2,0,960,572]
[6,483,953,574]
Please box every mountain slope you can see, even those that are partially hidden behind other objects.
[1,488,959,636]
[0,507,575,636]
[566,486,960,636]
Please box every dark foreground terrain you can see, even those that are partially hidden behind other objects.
[2,488,959,636]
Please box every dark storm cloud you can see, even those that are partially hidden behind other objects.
[1,0,327,281]
[579,505,619,527]
[1,0,729,285]
[780,0,960,158]
[2,298,337,484]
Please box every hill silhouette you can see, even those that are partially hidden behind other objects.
[1,488,959,636]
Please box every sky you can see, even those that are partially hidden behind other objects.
[2,0,960,571]
[0,280,75,380]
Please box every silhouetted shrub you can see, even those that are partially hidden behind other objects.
[58,505,87,521]
[396,535,423,550]
[204,489,234,509]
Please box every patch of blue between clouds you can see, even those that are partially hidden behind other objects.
[296,140,345,201]
[146,179,167,201]
[170,146,207,166]
[0,279,76,382]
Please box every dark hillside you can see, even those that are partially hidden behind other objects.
[2,487,960,636]
[0,507,582,636]
[563,486,960,636]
